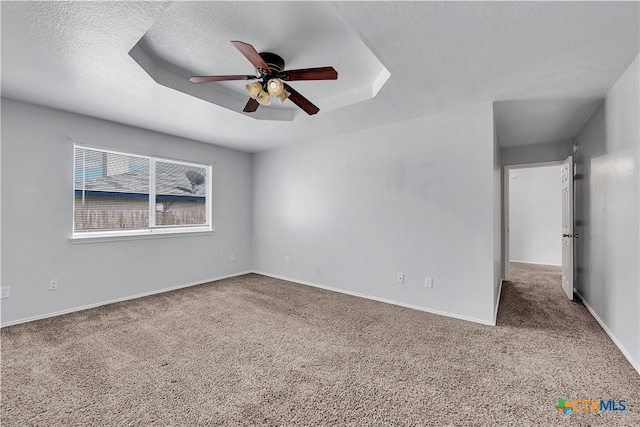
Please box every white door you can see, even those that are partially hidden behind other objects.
[561,156,574,300]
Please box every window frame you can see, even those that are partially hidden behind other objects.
[72,144,213,240]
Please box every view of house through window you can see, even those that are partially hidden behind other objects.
[74,146,210,236]
[155,161,207,226]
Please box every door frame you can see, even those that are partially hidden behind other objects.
[503,161,563,280]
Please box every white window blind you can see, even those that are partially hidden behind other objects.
[73,145,211,238]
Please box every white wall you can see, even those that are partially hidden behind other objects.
[508,165,562,265]
[252,103,497,324]
[0,98,253,325]
[574,55,639,372]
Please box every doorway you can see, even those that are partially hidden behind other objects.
[504,162,563,280]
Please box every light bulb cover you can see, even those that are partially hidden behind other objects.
[266,78,285,97]
[245,82,263,99]
[256,90,271,106]
[277,89,291,104]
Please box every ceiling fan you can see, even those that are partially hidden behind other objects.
[189,41,338,115]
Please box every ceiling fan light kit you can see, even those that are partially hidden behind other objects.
[246,82,263,99]
[255,90,271,106]
[244,78,288,106]
[189,41,338,116]
[277,89,291,104]
[267,78,285,97]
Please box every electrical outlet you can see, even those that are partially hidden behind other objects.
[396,273,405,284]
[425,277,433,288]
[1,287,10,299]
[49,279,58,291]
[230,253,236,261]
[285,256,290,264]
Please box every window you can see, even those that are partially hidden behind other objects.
[73,145,211,238]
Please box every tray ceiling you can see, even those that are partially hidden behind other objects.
[130,1,389,121]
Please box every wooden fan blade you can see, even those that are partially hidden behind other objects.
[231,41,271,72]
[283,84,319,115]
[280,67,338,81]
[190,75,255,83]
[243,97,260,113]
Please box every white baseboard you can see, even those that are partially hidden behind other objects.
[509,260,562,267]
[396,301,494,326]
[1,270,498,329]
[0,271,252,328]
[575,290,640,377]
[253,271,495,326]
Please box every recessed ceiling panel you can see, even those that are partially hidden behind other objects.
[129,1,390,120]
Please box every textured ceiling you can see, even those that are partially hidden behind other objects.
[1,1,638,152]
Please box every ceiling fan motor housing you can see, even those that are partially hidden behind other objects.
[259,52,285,74]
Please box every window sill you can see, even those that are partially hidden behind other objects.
[69,227,214,244]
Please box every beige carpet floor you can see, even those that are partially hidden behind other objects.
[1,263,639,426]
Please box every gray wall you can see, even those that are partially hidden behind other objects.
[501,139,573,166]
[574,55,639,371]
[508,165,562,265]
[1,98,253,325]
[252,103,497,324]
[493,118,503,318]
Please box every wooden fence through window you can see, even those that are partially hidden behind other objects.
[74,209,206,230]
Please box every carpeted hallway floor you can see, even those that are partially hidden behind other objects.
[1,263,639,426]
